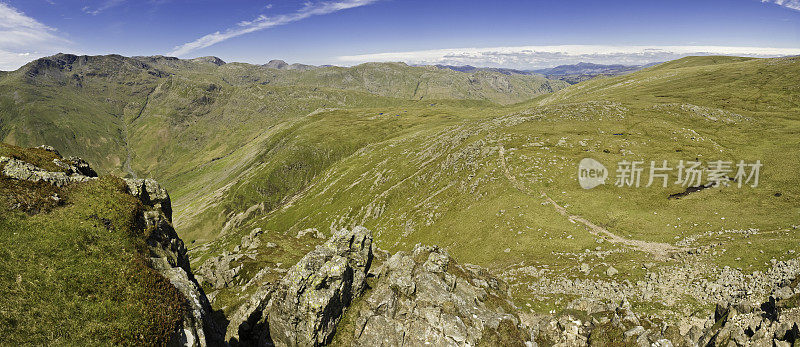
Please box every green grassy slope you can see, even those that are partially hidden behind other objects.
[3,54,800,321]
[182,56,800,317]
[0,144,185,345]
[0,55,165,174]
[537,55,800,113]
[0,53,567,243]
[262,62,568,105]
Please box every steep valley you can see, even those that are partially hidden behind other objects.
[2,54,800,346]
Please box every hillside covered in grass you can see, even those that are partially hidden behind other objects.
[0,143,221,345]
[2,54,800,345]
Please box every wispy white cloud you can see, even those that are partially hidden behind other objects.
[167,0,378,57]
[761,0,800,11]
[82,0,125,15]
[337,45,800,69]
[0,2,70,70]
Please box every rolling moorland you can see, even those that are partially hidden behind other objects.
[1,53,800,346]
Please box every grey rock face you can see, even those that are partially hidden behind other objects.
[0,156,94,186]
[263,59,317,71]
[196,230,268,292]
[35,145,60,156]
[197,251,245,290]
[143,206,225,346]
[227,285,274,346]
[241,228,265,250]
[191,56,226,66]
[605,266,618,276]
[525,277,800,347]
[124,177,173,220]
[350,244,529,346]
[267,226,373,346]
[697,290,800,347]
[59,156,98,177]
[135,182,223,346]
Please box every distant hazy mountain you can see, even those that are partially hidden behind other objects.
[533,61,661,84]
[263,59,318,71]
[433,62,661,84]
[432,64,535,76]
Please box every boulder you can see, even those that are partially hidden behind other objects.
[0,156,94,186]
[124,177,173,220]
[267,226,373,346]
[227,285,274,346]
[350,244,530,346]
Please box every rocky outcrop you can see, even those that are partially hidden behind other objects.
[191,56,227,66]
[227,285,274,346]
[197,250,246,290]
[263,59,318,71]
[264,60,289,70]
[196,229,266,293]
[266,226,373,346]
[1,147,222,346]
[515,274,800,347]
[699,283,800,346]
[142,199,224,346]
[0,156,96,186]
[18,146,797,347]
[348,244,530,346]
[126,177,173,220]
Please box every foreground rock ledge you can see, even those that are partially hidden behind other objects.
[350,244,530,346]
[267,226,373,346]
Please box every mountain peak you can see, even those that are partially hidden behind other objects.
[265,59,289,69]
[191,56,226,66]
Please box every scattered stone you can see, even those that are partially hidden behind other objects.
[624,325,645,338]
[295,227,325,239]
[606,266,619,276]
[241,228,264,250]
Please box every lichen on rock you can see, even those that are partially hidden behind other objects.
[267,226,373,346]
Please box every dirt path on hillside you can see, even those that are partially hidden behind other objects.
[498,146,687,260]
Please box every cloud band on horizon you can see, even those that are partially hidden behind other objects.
[336,45,800,69]
[167,0,378,57]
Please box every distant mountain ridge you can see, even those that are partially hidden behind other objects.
[431,64,535,76]
[533,61,661,84]
[433,61,661,84]
[263,59,318,71]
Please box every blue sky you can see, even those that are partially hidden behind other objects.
[0,0,798,70]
